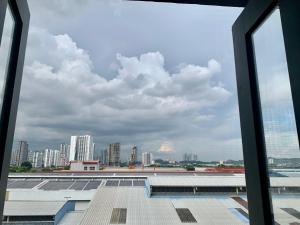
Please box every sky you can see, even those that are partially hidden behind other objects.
[5,0,296,161]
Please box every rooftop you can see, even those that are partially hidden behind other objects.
[4,200,67,216]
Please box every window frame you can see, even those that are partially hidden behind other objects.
[0,1,299,225]
[0,0,30,218]
[233,0,300,224]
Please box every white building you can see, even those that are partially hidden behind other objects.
[32,152,44,168]
[59,143,70,166]
[69,135,94,162]
[70,161,99,171]
[142,152,153,166]
[44,149,60,168]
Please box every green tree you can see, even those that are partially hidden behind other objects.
[63,165,70,170]
[21,161,32,171]
[185,165,195,171]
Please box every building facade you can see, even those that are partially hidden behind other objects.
[59,143,70,166]
[142,152,153,166]
[69,135,94,162]
[32,151,44,168]
[130,145,138,165]
[44,149,60,168]
[70,161,99,171]
[108,143,120,166]
[101,149,108,165]
[10,141,29,167]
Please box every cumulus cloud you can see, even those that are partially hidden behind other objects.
[158,142,175,153]
[13,26,240,160]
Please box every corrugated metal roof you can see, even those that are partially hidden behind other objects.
[79,187,245,225]
[4,201,66,216]
[148,176,300,187]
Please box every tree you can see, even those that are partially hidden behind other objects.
[63,165,70,170]
[21,161,32,171]
[185,165,195,171]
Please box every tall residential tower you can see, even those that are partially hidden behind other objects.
[108,143,120,166]
[142,152,153,166]
[10,141,29,166]
[69,135,94,162]
[130,145,138,165]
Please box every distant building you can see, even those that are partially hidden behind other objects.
[10,149,17,166]
[130,145,138,165]
[69,135,94,161]
[44,149,60,167]
[59,143,70,166]
[10,141,29,167]
[142,152,153,166]
[108,143,120,166]
[32,152,44,168]
[101,149,108,164]
[183,153,192,162]
[193,154,198,161]
[183,153,198,162]
[70,161,99,171]
[27,150,34,163]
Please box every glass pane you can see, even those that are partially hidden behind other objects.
[7,1,248,224]
[0,6,14,111]
[253,8,300,224]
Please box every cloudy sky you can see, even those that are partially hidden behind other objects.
[7,1,248,161]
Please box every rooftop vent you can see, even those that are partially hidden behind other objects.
[281,208,300,220]
[110,208,127,224]
[175,208,197,223]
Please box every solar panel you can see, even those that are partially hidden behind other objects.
[110,208,127,224]
[119,180,132,186]
[39,181,74,190]
[68,181,88,190]
[105,180,119,187]
[7,180,42,189]
[132,180,145,187]
[175,208,197,223]
[83,181,102,190]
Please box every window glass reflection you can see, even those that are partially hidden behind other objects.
[253,8,300,224]
[0,6,15,111]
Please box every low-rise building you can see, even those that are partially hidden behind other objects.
[70,161,100,171]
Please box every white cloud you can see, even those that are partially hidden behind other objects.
[260,71,293,107]
[158,142,175,153]
[13,26,240,160]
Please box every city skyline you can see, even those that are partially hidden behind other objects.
[9,0,300,161]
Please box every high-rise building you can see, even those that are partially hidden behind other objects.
[101,149,108,164]
[69,135,94,161]
[11,141,29,167]
[108,143,120,166]
[183,153,192,162]
[142,152,153,166]
[130,145,138,165]
[27,150,34,163]
[59,143,70,166]
[10,149,17,166]
[32,152,44,168]
[193,154,198,161]
[44,149,60,167]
